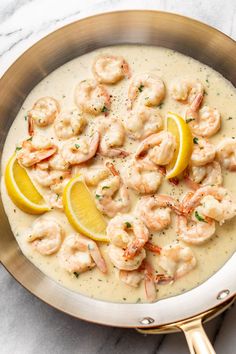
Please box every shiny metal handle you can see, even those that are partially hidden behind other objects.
[179,318,215,354]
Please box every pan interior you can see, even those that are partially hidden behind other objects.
[0,11,235,327]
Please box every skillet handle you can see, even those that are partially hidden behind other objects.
[178,318,215,354]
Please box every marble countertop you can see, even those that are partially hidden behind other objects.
[0,1,235,353]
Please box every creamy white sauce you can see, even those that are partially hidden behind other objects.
[1,45,236,304]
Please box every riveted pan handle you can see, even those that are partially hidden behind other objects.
[178,318,215,354]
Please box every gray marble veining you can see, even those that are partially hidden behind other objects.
[0,1,236,353]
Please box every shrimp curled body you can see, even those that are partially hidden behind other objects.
[93,55,130,84]
[186,93,221,138]
[128,73,165,109]
[59,233,107,273]
[61,132,99,165]
[27,218,63,255]
[75,80,110,115]
[28,96,60,127]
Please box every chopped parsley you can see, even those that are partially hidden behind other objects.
[74,272,80,278]
[101,105,108,113]
[193,137,199,144]
[125,222,132,228]
[195,211,206,222]
[15,146,22,151]
[95,194,101,199]
[24,115,28,121]
[75,144,80,149]
[138,84,144,92]
[186,118,195,124]
[102,186,109,190]
[27,136,32,141]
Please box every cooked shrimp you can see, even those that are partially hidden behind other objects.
[61,132,99,165]
[216,138,236,171]
[106,214,149,259]
[48,152,70,171]
[119,269,143,287]
[32,161,70,187]
[135,131,176,166]
[190,138,215,166]
[135,195,181,232]
[92,55,130,84]
[74,79,111,115]
[177,210,216,245]
[44,191,64,210]
[54,109,86,140]
[95,163,130,217]
[80,165,110,186]
[108,244,146,271]
[187,161,222,187]
[159,243,197,279]
[170,79,204,104]
[125,158,162,194]
[17,135,57,167]
[28,97,60,127]
[27,218,63,255]
[186,93,221,137]
[125,105,163,140]
[98,118,128,157]
[59,233,107,273]
[128,73,165,109]
[182,186,236,224]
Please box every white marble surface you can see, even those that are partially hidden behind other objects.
[0,1,236,353]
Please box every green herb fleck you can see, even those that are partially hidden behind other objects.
[138,84,144,92]
[136,298,141,303]
[186,118,195,124]
[74,272,79,278]
[195,211,206,222]
[88,243,94,250]
[193,137,199,144]
[101,106,108,113]
[75,144,80,149]
[102,186,109,190]
[27,136,33,141]
[227,117,233,120]
[24,115,28,121]
[95,194,101,199]
[125,222,132,228]
[15,146,22,151]
[56,194,60,201]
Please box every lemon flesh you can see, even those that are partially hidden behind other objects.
[63,175,108,242]
[166,112,193,179]
[5,154,50,214]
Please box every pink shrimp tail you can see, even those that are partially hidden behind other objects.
[142,261,156,302]
[28,116,34,136]
[191,92,204,111]
[145,242,161,254]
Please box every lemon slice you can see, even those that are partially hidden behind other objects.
[165,112,193,179]
[5,154,50,214]
[63,175,108,242]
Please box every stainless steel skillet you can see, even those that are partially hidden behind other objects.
[0,10,235,354]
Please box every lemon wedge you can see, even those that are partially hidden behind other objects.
[63,175,108,242]
[165,112,193,179]
[5,154,50,214]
